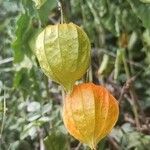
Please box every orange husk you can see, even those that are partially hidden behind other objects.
[63,83,119,149]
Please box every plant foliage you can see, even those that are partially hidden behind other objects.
[0,0,150,149]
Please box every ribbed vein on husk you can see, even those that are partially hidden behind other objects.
[66,23,78,73]
[69,89,88,143]
[57,24,70,90]
[43,27,62,84]
[90,84,96,149]
[36,30,52,79]
[96,87,109,143]
[75,25,90,72]
[93,85,104,145]
[40,28,55,79]
[60,24,77,90]
[79,85,92,146]
[63,97,84,143]
[74,24,80,72]
[77,85,90,143]
[99,94,119,139]
[57,24,63,72]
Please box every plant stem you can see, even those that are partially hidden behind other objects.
[122,49,130,79]
[57,0,64,24]
[45,76,51,100]
[61,86,65,106]
[122,48,140,129]
[0,86,7,136]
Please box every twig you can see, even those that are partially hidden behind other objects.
[122,49,141,129]
[119,75,137,103]
[57,0,64,24]
[74,142,82,150]
[44,76,51,100]
[0,57,13,65]
[61,86,65,106]
[108,136,121,150]
[92,48,144,69]
[38,128,45,150]
[0,87,7,140]
[124,113,135,125]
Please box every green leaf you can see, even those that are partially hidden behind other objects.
[21,123,37,139]
[98,54,114,78]
[37,0,57,23]
[12,13,29,63]
[98,54,110,75]
[12,13,35,63]
[127,0,150,28]
[110,124,150,149]
[21,0,56,25]
[0,102,2,112]
[27,101,41,112]
[143,29,150,47]
[32,0,47,9]
[139,0,150,3]
[44,130,68,150]
[99,1,120,36]
[13,68,30,88]
[114,49,124,80]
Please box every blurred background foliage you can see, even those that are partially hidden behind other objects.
[0,0,150,150]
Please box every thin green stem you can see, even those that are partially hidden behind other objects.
[122,49,130,79]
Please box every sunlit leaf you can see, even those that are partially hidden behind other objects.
[32,0,47,9]
[139,0,150,3]
[98,54,114,78]
[27,101,41,112]
[143,29,150,47]
[114,48,124,80]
